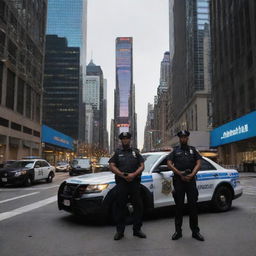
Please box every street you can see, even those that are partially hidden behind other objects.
[0,172,256,256]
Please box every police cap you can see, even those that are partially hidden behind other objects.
[119,132,132,139]
[177,130,190,137]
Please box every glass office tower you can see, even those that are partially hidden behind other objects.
[46,0,87,142]
[114,37,137,147]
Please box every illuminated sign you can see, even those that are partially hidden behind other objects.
[42,125,74,150]
[210,111,256,147]
[116,124,130,128]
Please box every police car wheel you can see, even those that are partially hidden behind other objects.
[47,172,54,183]
[24,176,33,187]
[212,186,232,212]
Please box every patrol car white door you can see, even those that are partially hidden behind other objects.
[151,157,175,208]
[40,160,51,179]
[196,158,218,202]
[34,161,44,181]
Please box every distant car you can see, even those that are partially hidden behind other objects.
[0,159,55,186]
[56,161,70,172]
[94,157,110,172]
[69,158,92,176]
[58,152,243,220]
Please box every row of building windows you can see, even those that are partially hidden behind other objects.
[0,116,40,137]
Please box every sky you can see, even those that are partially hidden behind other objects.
[87,0,169,149]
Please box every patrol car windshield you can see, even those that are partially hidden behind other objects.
[98,157,109,164]
[71,159,90,166]
[142,154,163,172]
[8,161,34,169]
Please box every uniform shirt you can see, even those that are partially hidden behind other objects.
[167,145,202,174]
[108,147,144,174]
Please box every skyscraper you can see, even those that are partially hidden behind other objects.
[210,0,256,167]
[46,0,87,141]
[167,0,212,152]
[114,37,137,148]
[43,35,80,139]
[85,60,108,150]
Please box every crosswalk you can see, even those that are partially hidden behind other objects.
[242,186,256,196]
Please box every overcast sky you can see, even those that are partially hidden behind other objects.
[87,0,169,149]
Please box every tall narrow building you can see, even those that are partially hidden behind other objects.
[113,37,137,148]
[85,60,108,150]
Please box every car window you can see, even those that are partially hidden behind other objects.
[99,158,109,164]
[200,159,217,171]
[35,161,41,168]
[142,154,163,173]
[41,161,49,167]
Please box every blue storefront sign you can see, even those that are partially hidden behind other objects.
[210,111,256,147]
[42,125,74,151]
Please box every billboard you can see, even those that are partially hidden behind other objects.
[210,111,256,147]
[42,125,74,150]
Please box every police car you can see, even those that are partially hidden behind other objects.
[0,159,55,186]
[57,152,243,219]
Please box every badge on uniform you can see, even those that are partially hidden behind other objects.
[161,179,173,195]
[132,151,137,158]
[190,149,194,154]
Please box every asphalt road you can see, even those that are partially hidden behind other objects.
[0,172,256,256]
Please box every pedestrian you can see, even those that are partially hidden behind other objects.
[167,130,204,241]
[109,132,146,240]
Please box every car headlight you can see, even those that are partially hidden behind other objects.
[78,184,109,194]
[14,170,27,177]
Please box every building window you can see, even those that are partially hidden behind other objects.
[25,85,31,119]
[0,117,8,127]
[11,122,21,131]
[0,61,3,104]
[23,126,32,135]
[17,78,25,114]
[6,69,15,110]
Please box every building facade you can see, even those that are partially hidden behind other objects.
[168,0,213,153]
[43,35,80,140]
[210,0,256,169]
[142,103,154,152]
[0,0,47,161]
[113,37,137,148]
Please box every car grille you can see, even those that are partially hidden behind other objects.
[63,183,79,196]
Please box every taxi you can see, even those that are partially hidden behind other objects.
[57,152,243,219]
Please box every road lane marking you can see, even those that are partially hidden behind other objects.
[0,195,57,222]
[0,192,40,204]
[0,185,59,192]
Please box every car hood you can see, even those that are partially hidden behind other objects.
[66,172,115,185]
[0,167,26,172]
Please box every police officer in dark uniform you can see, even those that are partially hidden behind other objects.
[167,130,204,241]
[109,132,146,240]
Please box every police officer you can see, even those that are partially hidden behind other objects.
[109,132,146,240]
[167,130,204,241]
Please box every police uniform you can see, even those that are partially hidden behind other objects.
[167,132,202,236]
[109,133,145,235]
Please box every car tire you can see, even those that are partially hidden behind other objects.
[69,171,74,176]
[212,186,232,212]
[24,176,33,187]
[47,172,54,183]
